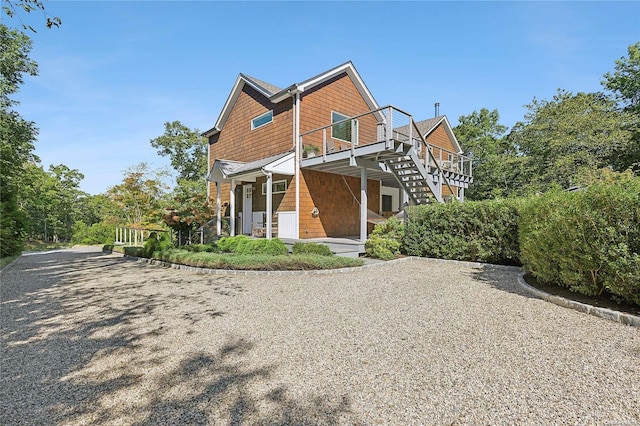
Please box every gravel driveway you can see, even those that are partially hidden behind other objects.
[1,246,639,425]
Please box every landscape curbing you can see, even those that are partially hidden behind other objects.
[119,250,640,328]
[517,272,640,328]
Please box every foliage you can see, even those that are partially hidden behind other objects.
[153,249,363,270]
[2,0,61,32]
[602,41,640,114]
[71,221,115,245]
[162,178,215,237]
[107,162,170,225]
[124,246,145,257]
[234,238,288,256]
[150,121,208,181]
[509,90,632,193]
[142,232,173,258]
[0,25,40,255]
[364,217,405,260]
[19,163,86,242]
[216,235,251,253]
[519,172,640,305]
[292,242,333,256]
[601,41,640,173]
[403,200,521,265]
[365,235,400,261]
[454,108,525,200]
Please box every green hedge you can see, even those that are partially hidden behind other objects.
[519,175,640,305]
[403,200,521,265]
[292,242,333,256]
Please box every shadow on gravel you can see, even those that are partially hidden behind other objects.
[1,248,358,425]
[466,267,536,300]
[135,338,359,425]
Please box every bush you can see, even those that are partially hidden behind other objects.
[217,235,251,253]
[519,174,640,305]
[143,231,173,258]
[292,242,332,256]
[234,238,288,256]
[403,200,521,265]
[124,246,144,257]
[71,221,115,245]
[365,234,400,260]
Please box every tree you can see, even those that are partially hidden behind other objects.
[106,163,170,225]
[602,42,640,114]
[0,24,39,255]
[150,121,208,181]
[602,41,640,173]
[19,163,86,242]
[453,108,523,200]
[508,90,632,193]
[2,0,61,32]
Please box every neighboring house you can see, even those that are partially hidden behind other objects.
[204,62,472,242]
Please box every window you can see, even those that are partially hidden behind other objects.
[382,195,393,212]
[331,111,351,142]
[251,110,273,130]
[262,180,287,195]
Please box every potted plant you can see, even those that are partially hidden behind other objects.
[303,144,321,158]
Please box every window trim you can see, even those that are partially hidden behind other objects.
[331,111,352,143]
[262,179,287,195]
[251,110,273,130]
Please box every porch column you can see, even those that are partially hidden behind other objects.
[400,189,409,209]
[230,179,236,236]
[360,167,367,243]
[459,187,465,202]
[216,182,221,237]
[266,172,273,239]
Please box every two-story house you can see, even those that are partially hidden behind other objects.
[204,62,472,247]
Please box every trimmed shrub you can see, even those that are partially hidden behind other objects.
[365,234,400,260]
[234,238,288,256]
[365,218,405,260]
[292,242,333,256]
[217,235,251,253]
[124,246,144,257]
[519,174,640,305]
[143,232,173,258]
[403,200,520,265]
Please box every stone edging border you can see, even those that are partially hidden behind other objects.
[517,272,640,328]
[120,251,639,328]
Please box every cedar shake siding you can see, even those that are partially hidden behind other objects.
[299,73,379,149]
[209,85,293,163]
[298,170,380,238]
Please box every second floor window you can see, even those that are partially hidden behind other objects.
[331,111,351,142]
[252,110,273,130]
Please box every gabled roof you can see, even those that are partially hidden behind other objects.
[413,115,463,154]
[204,62,379,138]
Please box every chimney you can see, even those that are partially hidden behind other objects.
[434,102,440,117]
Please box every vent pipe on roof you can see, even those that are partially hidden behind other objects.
[434,102,440,117]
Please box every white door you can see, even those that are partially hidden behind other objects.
[242,184,253,235]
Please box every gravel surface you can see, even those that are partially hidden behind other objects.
[1,246,639,425]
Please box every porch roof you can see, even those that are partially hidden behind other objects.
[207,152,294,183]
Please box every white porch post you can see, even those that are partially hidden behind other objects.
[266,172,273,239]
[459,187,465,202]
[360,168,367,243]
[216,182,221,237]
[401,189,409,209]
[229,179,236,236]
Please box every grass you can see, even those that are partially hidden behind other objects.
[109,246,364,270]
[0,255,20,271]
[24,240,74,251]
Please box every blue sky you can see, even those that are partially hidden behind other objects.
[10,1,640,195]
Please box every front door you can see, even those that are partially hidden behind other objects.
[242,184,253,235]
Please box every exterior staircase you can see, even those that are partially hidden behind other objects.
[386,149,444,204]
